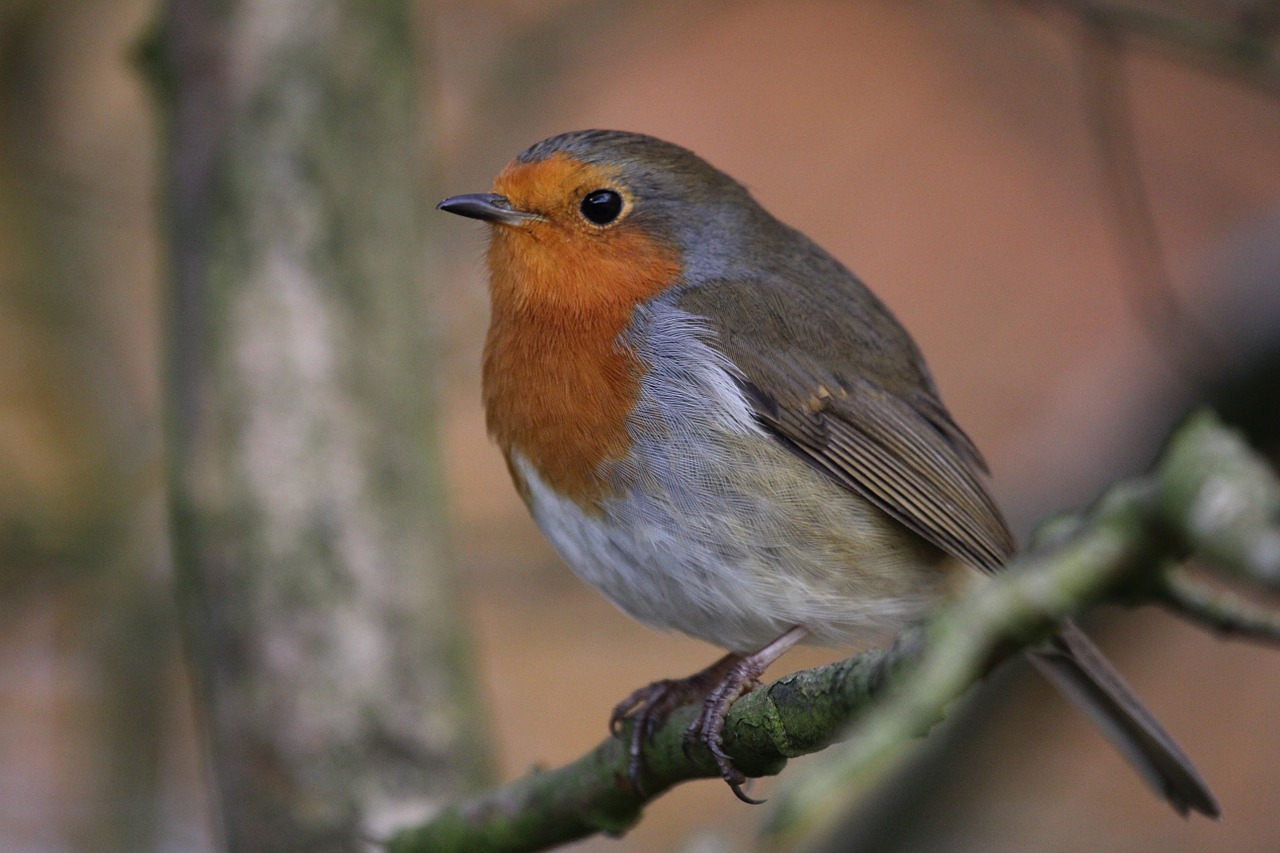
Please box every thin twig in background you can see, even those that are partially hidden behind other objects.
[1016,1,1280,385]
[1023,0,1280,95]
[1158,567,1280,643]
[1077,19,1242,384]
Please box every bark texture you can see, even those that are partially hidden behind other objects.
[156,2,489,849]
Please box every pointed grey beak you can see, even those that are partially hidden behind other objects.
[436,193,538,226]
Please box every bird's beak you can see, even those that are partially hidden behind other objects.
[436,193,538,226]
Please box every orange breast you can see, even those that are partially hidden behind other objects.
[481,157,683,507]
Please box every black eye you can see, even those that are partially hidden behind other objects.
[580,189,623,225]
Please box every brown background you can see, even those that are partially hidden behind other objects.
[2,1,1279,851]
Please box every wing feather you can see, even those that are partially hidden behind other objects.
[752,376,1013,571]
[678,278,1015,572]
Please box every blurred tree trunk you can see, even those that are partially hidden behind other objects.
[153,2,490,850]
[0,2,171,850]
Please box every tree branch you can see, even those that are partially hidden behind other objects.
[1158,410,1280,587]
[387,411,1280,853]
[1021,0,1280,96]
[1156,567,1280,644]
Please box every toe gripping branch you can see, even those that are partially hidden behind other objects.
[611,626,810,803]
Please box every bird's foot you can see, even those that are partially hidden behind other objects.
[613,626,811,803]
[684,626,810,803]
[610,651,743,796]
[682,655,770,804]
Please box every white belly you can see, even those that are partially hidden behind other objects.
[513,436,951,653]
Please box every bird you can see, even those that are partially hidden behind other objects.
[436,128,1218,816]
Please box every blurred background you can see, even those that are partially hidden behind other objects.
[1,1,1279,851]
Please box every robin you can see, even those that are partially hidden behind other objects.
[437,129,1218,816]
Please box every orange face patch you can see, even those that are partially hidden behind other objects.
[480,153,682,507]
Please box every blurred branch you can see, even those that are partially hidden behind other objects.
[1076,23,1242,383]
[1013,1,1280,388]
[1158,409,1280,586]
[388,410,1280,853]
[1022,0,1280,95]
[1156,567,1280,642]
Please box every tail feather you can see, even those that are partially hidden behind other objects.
[1029,621,1220,818]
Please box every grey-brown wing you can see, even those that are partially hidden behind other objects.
[678,278,1015,573]
[737,371,1014,572]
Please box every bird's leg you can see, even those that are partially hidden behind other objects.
[685,626,810,804]
[610,651,744,795]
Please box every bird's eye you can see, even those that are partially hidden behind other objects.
[579,189,624,225]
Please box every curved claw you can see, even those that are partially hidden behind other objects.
[703,713,765,804]
[728,776,766,805]
[609,679,662,737]
[683,626,810,803]
[686,672,766,804]
[610,677,700,795]
[680,724,701,761]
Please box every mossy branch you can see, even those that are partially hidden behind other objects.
[387,411,1280,853]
